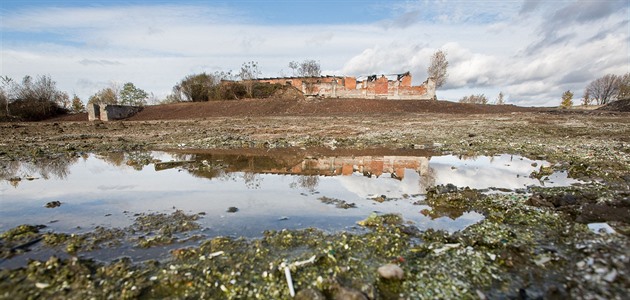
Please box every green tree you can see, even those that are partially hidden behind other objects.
[178,73,216,102]
[560,90,574,109]
[71,95,85,113]
[119,82,148,106]
[88,87,118,105]
[427,49,449,88]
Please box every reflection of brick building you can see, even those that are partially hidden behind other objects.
[287,156,430,179]
[254,72,435,100]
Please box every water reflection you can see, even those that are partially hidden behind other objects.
[1,150,579,238]
[0,154,82,187]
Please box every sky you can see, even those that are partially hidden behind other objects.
[1,0,628,106]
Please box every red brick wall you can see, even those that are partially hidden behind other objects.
[344,77,356,89]
[374,76,388,95]
[401,74,412,87]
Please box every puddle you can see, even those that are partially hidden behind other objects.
[1,150,578,238]
[588,223,617,234]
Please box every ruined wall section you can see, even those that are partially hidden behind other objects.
[250,72,435,100]
[87,104,142,121]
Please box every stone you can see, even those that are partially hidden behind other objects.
[295,288,326,300]
[377,264,404,280]
[332,286,368,300]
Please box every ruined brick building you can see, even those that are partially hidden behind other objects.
[254,72,436,100]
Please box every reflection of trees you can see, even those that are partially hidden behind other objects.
[420,206,466,220]
[97,152,125,167]
[458,154,478,160]
[97,151,155,170]
[289,175,320,192]
[125,152,155,171]
[0,160,21,181]
[24,157,76,179]
[242,172,262,189]
[0,155,79,182]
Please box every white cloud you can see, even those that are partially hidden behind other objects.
[1,2,628,106]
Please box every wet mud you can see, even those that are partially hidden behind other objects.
[1,111,629,299]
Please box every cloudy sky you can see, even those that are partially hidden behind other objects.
[1,0,628,106]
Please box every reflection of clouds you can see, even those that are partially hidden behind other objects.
[429,154,577,189]
[337,169,422,198]
[412,211,484,233]
[2,152,580,235]
[97,185,137,191]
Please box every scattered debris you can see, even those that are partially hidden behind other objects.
[44,201,61,208]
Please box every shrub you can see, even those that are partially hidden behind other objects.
[4,75,68,121]
[252,83,284,98]
[459,94,488,104]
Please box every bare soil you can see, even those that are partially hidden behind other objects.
[51,98,544,122]
[1,99,630,299]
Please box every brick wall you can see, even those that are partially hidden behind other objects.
[244,73,435,100]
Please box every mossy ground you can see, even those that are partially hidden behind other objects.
[1,112,629,298]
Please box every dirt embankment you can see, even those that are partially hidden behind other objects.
[50,98,544,122]
[1,99,630,299]
[597,99,630,112]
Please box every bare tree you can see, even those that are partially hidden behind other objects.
[427,49,449,88]
[586,74,620,105]
[617,72,630,100]
[11,75,69,120]
[239,61,261,98]
[0,76,12,117]
[495,91,505,105]
[288,61,299,76]
[289,59,322,95]
[581,89,591,106]
[288,59,321,77]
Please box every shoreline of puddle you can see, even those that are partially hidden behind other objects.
[1,148,584,267]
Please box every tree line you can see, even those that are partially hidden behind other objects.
[162,59,321,103]
[3,51,624,120]
[560,73,630,108]
[0,60,326,121]
[0,75,81,121]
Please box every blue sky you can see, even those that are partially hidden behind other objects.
[1,0,629,106]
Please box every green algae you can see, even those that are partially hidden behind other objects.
[1,192,629,299]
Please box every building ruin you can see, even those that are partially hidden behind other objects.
[87,104,142,121]
[254,72,435,100]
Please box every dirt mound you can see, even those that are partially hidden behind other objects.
[596,99,630,112]
[272,86,305,101]
[49,99,540,122]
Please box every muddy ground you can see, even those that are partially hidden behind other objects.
[1,99,629,299]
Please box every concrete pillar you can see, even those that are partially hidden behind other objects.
[87,104,100,121]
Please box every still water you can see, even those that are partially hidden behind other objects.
[1,150,578,238]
